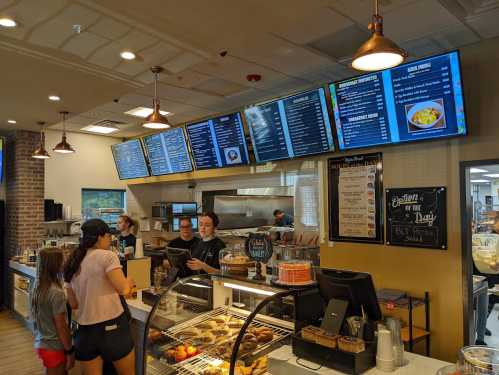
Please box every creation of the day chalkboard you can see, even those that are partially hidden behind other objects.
[330,51,467,150]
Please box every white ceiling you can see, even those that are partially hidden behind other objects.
[0,0,498,137]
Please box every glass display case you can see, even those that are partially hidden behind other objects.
[143,274,296,375]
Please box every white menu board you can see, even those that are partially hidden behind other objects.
[338,165,377,238]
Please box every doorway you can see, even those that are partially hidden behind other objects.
[461,159,499,347]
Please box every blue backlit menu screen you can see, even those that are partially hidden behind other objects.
[330,51,467,150]
[245,88,334,163]
[111,139,150,180]
[143,128,192,176]
[186,112,249,170]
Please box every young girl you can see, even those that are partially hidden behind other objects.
[31,247,75,375]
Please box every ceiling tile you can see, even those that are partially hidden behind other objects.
[115,59,150,76]
[160,69,212,89]
[141,41,180,64]
[382,0,462,42]
[466,7,499,38]
[0,0,67,40]
[62,31,109,59]
[88,17,131,40]
[272,6,353,45]
[87,42,124,69]
[117,29,158,51]
[193,77,248,96]
[162,52,206,74]
[308,24,368,60]
[326,0,419,24]
[28,3,101,48]
[400,37,445,58]
[432,23,480,49]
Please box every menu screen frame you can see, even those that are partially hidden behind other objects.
[329,50,468,151]
[185,111,250,170]
[111,139,150,180]
[142,127,193,177]
[245,87,335,163]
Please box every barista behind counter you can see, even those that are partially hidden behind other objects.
[273,209,294,227]
[168,216,200,251]
[186,212,225,274]
[117,214,138,257]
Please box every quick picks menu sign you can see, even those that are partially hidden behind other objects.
[386,187,447,249]
[330,51,467,150]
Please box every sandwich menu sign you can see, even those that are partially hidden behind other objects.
[386,187,447,249]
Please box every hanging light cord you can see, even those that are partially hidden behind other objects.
[154,71,159,106]
[374,0,378,16]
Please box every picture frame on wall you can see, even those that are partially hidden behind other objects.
[328,152,384,244]
[386,187,447,250]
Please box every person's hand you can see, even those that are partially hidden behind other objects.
[126,276,136,289]
[162,259,171,270]
[66,353,75,370]
[187,258,206,271]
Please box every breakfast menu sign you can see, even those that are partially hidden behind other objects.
[328,153,383,244]
[338,165,377,238]
[386,187,447,249]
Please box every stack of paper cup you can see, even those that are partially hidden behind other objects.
[377,328,396,372]
[135,238,144,258]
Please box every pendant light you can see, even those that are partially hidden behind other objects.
[53,111,75,154]
[351,0,407,72]
[32,121,50,159]
[143,66,171,129]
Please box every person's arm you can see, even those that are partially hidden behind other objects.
[107,268,134,295]
[64,285,78,310]
[52,290,75,370]
[186,258,218,274]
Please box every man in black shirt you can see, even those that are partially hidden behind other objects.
[168,217,200,251]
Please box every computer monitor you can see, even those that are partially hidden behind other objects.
[317,268,382,322]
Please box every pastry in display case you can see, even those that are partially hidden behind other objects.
[142,274,295,375]
[458,346,499,374]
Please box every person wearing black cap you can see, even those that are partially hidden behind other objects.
[63,219,135,375]
[187,212,225,274]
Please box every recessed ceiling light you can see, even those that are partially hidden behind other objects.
[471,180,491,183]
[124,106,171,118]
[120,51,136,60]
[81,124,120,134]
[7,119,16,124]
[48,95,61,101]
[470,168,488,173]
[484,174,499,178]
[0,17,17,28]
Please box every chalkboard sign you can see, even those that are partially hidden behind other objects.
[245,232,273,262]
[386,187,447,249]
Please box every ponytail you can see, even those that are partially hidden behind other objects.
[63,235,97,283]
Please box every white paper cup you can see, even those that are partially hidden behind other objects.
[376,357,396,372]
[377,329,395,361]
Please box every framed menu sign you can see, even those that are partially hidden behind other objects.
[328,153,384,244]
[386,187,447,249]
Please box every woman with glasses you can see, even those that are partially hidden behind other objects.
[187,212,225,274]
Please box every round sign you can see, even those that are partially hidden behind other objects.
[245,232,273,263]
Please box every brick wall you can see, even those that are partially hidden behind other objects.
[5,130,45,256]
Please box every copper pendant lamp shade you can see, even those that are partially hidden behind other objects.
[53,111,75,154]
[143,66,171,130]
[351,0,407,71]
[32,121,50,159]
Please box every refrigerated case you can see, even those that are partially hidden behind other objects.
[142,274,297,375]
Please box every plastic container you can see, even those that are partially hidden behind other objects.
[271,259,316,287]
[219,246,254,276]
[459,346,499,374]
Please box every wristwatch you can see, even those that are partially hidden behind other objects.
[64,346,75,355]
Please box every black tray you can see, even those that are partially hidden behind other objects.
[292,334,376,375]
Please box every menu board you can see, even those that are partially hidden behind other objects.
[186,112,249,170]
[143,128,192,176]
[330,51,467,150]
[245,88,334,163]
[111,139,150,180]
[328,153,383,243]
[386,187,447,249]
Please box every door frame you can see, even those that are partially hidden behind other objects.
[460,158,499,345]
